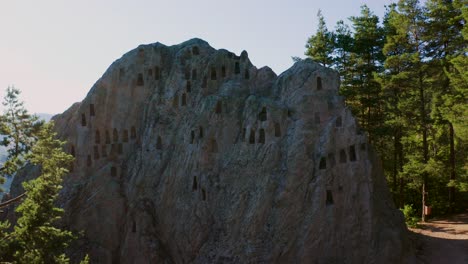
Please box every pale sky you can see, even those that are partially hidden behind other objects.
[0,0,396,114]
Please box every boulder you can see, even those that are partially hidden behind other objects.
[7,38,414,263]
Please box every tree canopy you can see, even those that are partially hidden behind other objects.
[305,0,467,220]
[0,87,87,263]
[0,86,43,186]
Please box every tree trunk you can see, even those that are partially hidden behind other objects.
[399,176,405,209]
[449,122,456,213]
[419,71,429,222]
[393,132,398,199]
[396,126,404,208]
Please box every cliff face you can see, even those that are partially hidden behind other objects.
[8,39,412,263]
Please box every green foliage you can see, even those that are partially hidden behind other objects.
[449,179,468,192]
[79,254,90,264]
[332,20,355,93]
[346,5,385,141]
[305,10,334,67]
[0,220,11,253]
[304,0,468,215]
[443,0,468,140]
[0,86,43,189]
[0,122,78,263]
[401,204,420,227]
[445,53,468,139]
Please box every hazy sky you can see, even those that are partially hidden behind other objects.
[0,0,396,114]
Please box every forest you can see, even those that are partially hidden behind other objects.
[304,0,467,221]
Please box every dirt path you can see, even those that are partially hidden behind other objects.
[410,213,468,264]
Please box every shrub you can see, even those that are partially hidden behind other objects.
[401,204,420,228]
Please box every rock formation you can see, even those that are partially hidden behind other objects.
[5,39,414,263]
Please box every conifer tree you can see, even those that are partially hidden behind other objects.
[446,0,468,140]
[332,20,355,94]
[0,122,75,263]
[445,0,468,195]
[0,86,43,186]
[423,0,466,212]
[379,3,411,206]
[303,0,468,219]
[347,5,385,143]
[386,0,432,221]
[305,10,334,67]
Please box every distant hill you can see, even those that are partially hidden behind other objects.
[36,113,54,122]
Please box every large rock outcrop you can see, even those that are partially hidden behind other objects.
[7,39,413,263]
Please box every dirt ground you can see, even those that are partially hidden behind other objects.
[409,212,468,264]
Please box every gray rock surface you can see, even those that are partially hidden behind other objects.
[6,38,414,263]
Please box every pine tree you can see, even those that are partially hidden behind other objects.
[379,3,412,206]
[423,0,466,212]
[347,5,385,143]
[301,0,467,217]
[0,86,43,185]
[305,10,334,67]
[445,0,468,140]
[0,220,10,253]
[0,122,75,263]
[388,0,433,221]
[333,20,355,94]
[445,0,468,195]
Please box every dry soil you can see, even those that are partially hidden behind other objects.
[410,212,468,264]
